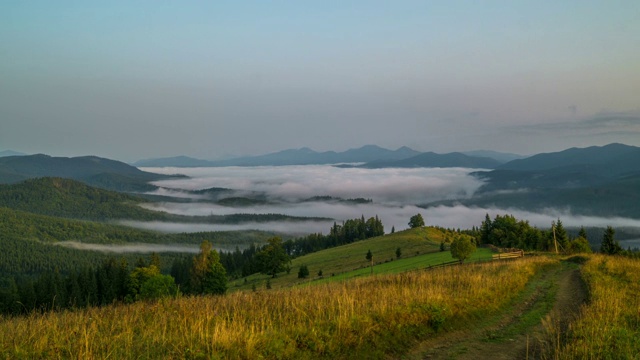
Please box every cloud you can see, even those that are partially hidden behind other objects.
[53,241,203,253]
[421,205,640,230]
[130,166,640,237]
[117,220,336,236]
[142,165,485,205]
[510,110,640,137]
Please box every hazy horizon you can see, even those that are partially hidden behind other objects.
[2,2,639,162]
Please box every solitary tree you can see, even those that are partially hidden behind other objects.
[256,237,291,278]
[408,214,425,228]
[600,226,622,255]
[395,247,402,259]
[450,237,476,264]
[297,265,309,279]
[366,249,373,274]
[190,241,227,295]
[553,219,569,251]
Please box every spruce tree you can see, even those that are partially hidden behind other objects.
[600,226,622,255]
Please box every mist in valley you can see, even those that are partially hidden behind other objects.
[53,241,202,254]
[131,166,640,238]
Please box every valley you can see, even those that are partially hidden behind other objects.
[0,143,639,359]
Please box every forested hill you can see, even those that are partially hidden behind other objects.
[0,178,166,221]
[497,143,640,176]
[0,178,332,224]
[0,154,182,191]
[476,143,640,192]
[426,143,640,218]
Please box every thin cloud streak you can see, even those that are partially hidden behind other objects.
[118,220,336,236]
[53,241,202,254]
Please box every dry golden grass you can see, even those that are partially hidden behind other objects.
[0,256,554,359]
[545,254,640,359]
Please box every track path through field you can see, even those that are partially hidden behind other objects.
[405,260,587,360]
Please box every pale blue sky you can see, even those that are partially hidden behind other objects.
[1,1,639,161]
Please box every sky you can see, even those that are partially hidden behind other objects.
[1,1,639,162]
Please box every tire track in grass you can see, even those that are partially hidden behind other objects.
[405,259,587,360]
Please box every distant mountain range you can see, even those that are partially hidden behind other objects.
[461,150,527,163]
[0,154,181,192]
[427,143,640,218]
[0,150,27,157]
[355,152,502,169]
[134,145,521,168]
[3,143,639,218]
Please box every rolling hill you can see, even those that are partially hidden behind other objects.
[0,177,164,221]
[427,143,640,218]
[0,150,26,157]
[0,154,182,191]
[0,178,331,224]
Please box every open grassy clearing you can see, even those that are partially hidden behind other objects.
[309,247,494,284]
[0,256,554,359]
[229,227,465,290]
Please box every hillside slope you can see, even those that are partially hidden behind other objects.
[0,154,181,191]
[0,177,163,221]
[432,143,640,218]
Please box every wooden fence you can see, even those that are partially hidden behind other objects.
[491,250,525,260]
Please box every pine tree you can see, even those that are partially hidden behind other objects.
[554,219,569,251]
[600,226,622,255]
[480,213,492,244]
[578,226,588,240]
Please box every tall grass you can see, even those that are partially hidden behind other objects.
[0,257,554,359]
[545,254,640,359]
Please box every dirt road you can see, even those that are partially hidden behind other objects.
[405,261,587,360]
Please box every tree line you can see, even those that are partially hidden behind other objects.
[0,242,229,316]
[472,213,636,256]
[207,216,385,278]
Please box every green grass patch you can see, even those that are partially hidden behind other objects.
[312,247,494,284]
[231,227,491,291]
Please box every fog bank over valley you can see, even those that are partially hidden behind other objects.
[135,166,640,236]
[143,166,484,204]
[53,242,202,254]
[118,220,336,236]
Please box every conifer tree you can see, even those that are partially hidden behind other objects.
[600,226,622,255]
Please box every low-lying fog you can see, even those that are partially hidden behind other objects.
[135,166,640,236]
[53,242,202,253]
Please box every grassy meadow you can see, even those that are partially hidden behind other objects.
[230,227,485,290]
[545,254,640,359]
[0,256,555,359]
